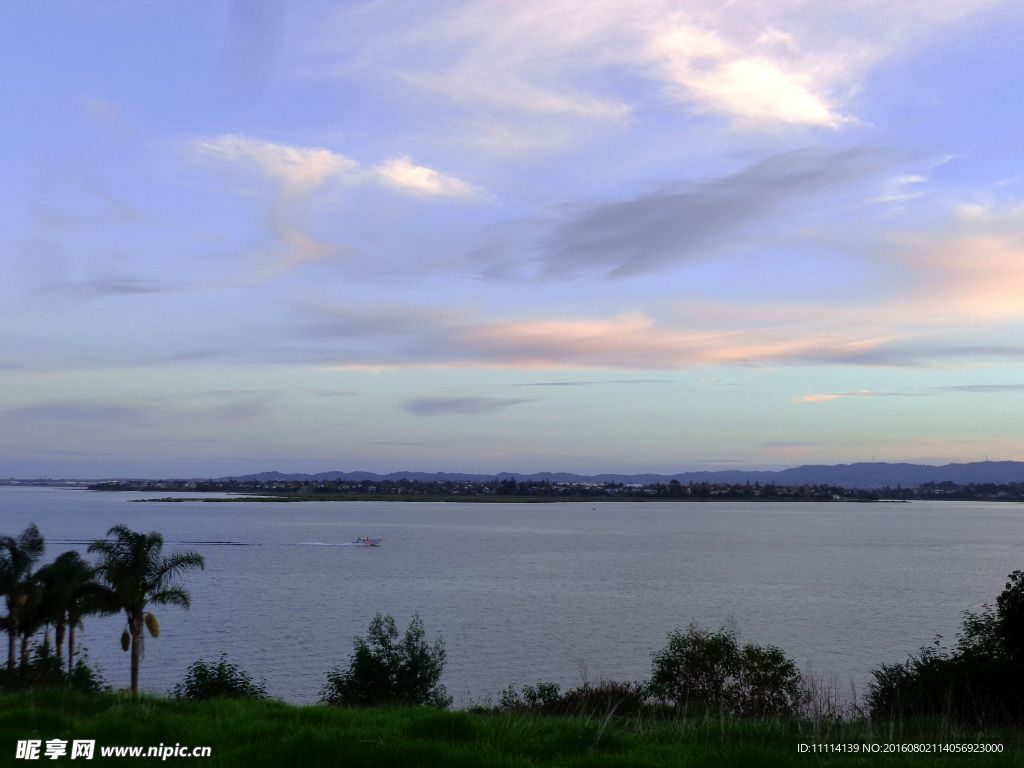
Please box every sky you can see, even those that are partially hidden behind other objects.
[3,0,1024,478]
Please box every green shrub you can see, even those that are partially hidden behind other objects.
[0,640,105,693]
[649,624,803,718]
[321,612,451,708]
[498,680,649,717]
[172,654,267,700]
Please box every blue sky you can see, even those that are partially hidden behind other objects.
[3,0,1024,477]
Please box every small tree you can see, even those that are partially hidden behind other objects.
[650,624,803,717]
[173,655,267,700]
[321,612,451,708]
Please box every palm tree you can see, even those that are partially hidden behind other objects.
[0,524,45,671]
[36,551,106,676]
[88,525,204,694]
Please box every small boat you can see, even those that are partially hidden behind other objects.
[343,537,382,547]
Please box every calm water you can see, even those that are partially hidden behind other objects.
[1,486,1022,705]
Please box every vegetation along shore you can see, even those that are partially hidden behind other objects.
[88,476,1024,503]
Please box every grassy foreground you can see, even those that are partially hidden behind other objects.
[2,691,1024,767]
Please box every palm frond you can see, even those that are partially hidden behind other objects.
[154,551,205,586]
[149,586,191,609]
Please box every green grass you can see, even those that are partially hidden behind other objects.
[2,690,1024,766]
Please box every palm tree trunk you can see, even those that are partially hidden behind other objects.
[6,627,15,671]
[67,623,76,678]
[130,614,143,694]
[55,621,66,660]
[19,633,29,665]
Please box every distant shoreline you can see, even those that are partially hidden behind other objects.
[130,494,890,504]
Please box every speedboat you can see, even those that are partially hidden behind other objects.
[344,537,382,547]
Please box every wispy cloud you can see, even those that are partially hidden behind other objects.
[891,232,1024,323]
[193,134,357,190]
[67,279,180,297]
[192,135,480,273]
[797,390,915,403]
[521,379,672,387]
[863,174,928,207]
[194,134,354,273]
[938,384,1024,394]
[402,396,533,416]
[296,0,1010,143]
[365,440,445,448]
[308,305,911,370]
[2,394,276,430]
[530,147,896,278]
[2,402,153,426]
[795,383,1024,404]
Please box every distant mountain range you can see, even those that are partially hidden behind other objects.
[221,461,1024,490]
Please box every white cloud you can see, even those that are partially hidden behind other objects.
[650,25,854,128]
[192,134,357,191]
[797,390,899,403]
[863,174,928,206]
[374,156,479,199]
[192,135,482,273]
[293,0,1013,137]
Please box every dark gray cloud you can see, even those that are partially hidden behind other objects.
[544,146,896,277]
[402,396,533,417]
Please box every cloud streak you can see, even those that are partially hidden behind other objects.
[525,147,896,278]
[401,396,533,416]
[521,379,673,387]
[796,390,915,404]
[308,305,918,370]
[2,402,153,426]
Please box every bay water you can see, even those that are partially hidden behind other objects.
[2,486,1022,705]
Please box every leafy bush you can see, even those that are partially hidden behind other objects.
[0,639,105,693]
[649,624,803,718]
[321,612,451,708]
[499,679,650,717]
[499,680,562,711]
[172,655,267,700]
